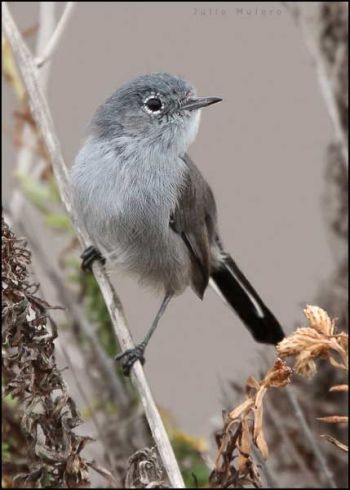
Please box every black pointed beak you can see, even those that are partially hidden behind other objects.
[180,96,223,111]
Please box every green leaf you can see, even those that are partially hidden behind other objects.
[3,393,17,408]
[16,172,50,212]
[47,175,62,204]
[2,442,11,462]
[43,212,72,231]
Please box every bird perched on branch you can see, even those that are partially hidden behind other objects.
[71,72,284,375]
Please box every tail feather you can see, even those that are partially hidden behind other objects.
[210,255,285,345]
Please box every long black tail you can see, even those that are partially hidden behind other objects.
[210,254,285,345]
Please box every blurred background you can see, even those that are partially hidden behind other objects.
[2,2,348,488]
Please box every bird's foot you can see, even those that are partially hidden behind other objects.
[115,344,146,376]
[81,245,106,272]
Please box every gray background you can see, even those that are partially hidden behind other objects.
[2,2,334,442]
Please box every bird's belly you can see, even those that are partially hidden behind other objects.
[96,202,191,294]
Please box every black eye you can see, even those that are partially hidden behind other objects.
[145,97,163,112]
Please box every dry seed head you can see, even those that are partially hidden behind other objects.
[304,304,335,335]
[262,358,293,388]
[294,351,317,378]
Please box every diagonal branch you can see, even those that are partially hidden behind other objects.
[2,3,185,487]
[35,1,76,68]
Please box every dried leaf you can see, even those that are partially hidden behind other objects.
[2,219,92,487]
[229,398,254,420]
[253,403,269,459]
[255,386,267,410]
[329,384,348,392]
[336,333,348,356]
[317,416,348,423]
[246,375,260,390]
[320,434,348,452]
[329,355,347,370]
[237,416,250,473]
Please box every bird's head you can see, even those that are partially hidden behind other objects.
[91,72,222,154]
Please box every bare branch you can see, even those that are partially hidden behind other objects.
[9,2,55,220]
[35,2,76,68]
[2,3,185,487]
[36,2,56,87]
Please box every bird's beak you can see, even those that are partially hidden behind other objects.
[180,96,223,111]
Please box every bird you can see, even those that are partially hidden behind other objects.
[70,72,285,376]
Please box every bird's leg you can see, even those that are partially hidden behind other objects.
[81,245,106,272]
[115,293,173,376]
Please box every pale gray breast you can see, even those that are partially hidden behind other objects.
[71,138,191,287]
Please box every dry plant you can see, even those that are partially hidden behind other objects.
[278,306,348,454]
[210,305,348,488]
[278,305,348,379]
[2,217,91,487]
[124,447,167,488]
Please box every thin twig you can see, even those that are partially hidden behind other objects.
[285,386,337,488]
[9,2,55,220]
[264,396,319,486]
[36,2,56,87]
[2,4,185,487]
[35,2,76,68]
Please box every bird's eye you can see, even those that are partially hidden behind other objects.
[144,97,163,113]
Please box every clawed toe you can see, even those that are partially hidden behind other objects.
[81,245,106,272]
[115,345,145,376]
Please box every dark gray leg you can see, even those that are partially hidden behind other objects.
[115,293,173,376]
[81,245,106,271]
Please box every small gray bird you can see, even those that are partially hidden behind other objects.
[71,72,284,376]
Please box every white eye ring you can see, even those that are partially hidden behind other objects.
[143,94,164,114]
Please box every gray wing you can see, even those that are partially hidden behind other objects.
[171,153,219,298]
